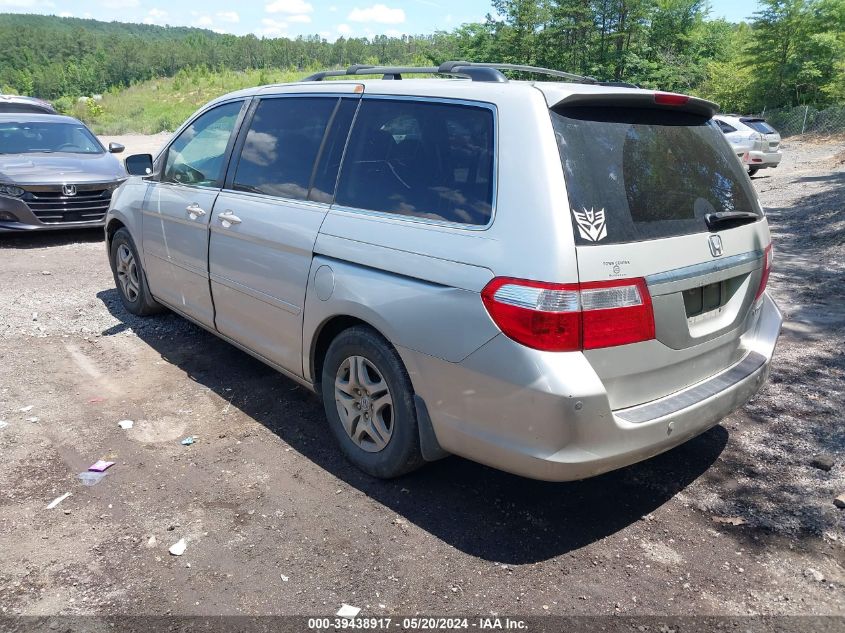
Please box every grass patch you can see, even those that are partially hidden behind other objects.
[71,68,309,134]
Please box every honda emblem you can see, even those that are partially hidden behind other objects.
[708,234,723,257]
[61,184,77,197]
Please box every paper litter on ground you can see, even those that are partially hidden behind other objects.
[337,604,361,619]
[46,492,72,509]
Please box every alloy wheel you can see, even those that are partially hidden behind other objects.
[334,355,394,452]
[115,243,140,303]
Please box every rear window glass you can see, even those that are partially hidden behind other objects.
[335,99,495,226]
[716,120,736,133]
[0,103,51,114]
[552,107,761,245]
[742,119,776,134]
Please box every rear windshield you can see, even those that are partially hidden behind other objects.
[742,119,776,134]
[552,107,761,245]
[0,103,52,114]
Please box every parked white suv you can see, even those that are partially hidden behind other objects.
[713,114,782,176]
[105,62,781,481]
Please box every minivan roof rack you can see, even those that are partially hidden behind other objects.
[301,61,599,84]
[439,61,598,84]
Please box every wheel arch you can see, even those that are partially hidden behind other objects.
[105,217,126,250]
[308,312,448,463]
[309,314,388,389]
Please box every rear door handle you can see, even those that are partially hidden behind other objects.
[218,210,242,226]
[186,203,206,217]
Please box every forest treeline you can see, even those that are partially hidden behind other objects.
[1,0,843,113]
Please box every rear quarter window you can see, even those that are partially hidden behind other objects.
[743,119,776,134]
[335,98,495,226]
[552,106,761,245]
[716,120,737,133]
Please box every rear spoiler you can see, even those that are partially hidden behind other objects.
[551,91,719,118]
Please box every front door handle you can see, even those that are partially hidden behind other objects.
[186,203,206,217]
[218,210,242,226]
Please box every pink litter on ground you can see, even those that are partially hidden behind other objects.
[88,397,106,403]
[88,460,115,472]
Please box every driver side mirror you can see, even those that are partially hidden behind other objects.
[108,142,125,154]
[125,153,154,176]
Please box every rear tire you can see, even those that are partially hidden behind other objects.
[109,228,163,316]
[748,167,759,176]
[321,326,424,478]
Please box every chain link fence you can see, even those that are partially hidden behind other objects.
[753,105,845,137]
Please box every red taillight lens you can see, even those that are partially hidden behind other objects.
[481,278,581,352]
[481,277,655,352]
[654,92,690,106]
[580,278,655,350]
[755,244,773,301]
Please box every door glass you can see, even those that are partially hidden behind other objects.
[309,98,358,203]
[232,97,339,200]
[163,101,243,187]
[335,99,495,226]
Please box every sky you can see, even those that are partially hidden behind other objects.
[0,0,762,41]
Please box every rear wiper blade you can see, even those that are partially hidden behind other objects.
[705,211,759,230]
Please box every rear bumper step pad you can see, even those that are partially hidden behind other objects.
[615,351,766,424]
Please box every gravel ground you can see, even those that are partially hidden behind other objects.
[0,136,843,619]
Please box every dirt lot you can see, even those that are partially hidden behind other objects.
[0,136,843,619]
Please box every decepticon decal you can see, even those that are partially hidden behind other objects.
[572,207,607,242]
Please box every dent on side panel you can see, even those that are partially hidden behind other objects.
[302,250,499,380]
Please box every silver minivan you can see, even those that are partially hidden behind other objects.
[106,62,782,481]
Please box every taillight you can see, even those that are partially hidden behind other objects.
[654,92,689,106]
[580,279,655,349]
[481,277,655,352]
[755,244,773,301]
[481,278,581,352]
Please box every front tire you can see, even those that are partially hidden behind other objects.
[109,228,163,316]
[321,326,424,478]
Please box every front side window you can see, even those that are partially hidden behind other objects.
[0,121,102,154]
[335,99,495,226]
[232,97,339,200]
[163,101,243,187]
[552,106,761,245]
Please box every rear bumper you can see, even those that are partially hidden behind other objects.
[402,293,782,481]
[745,150,782,169]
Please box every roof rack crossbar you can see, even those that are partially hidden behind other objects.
[302,66,443,81]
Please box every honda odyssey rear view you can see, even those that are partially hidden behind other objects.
[105,62,781,481]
